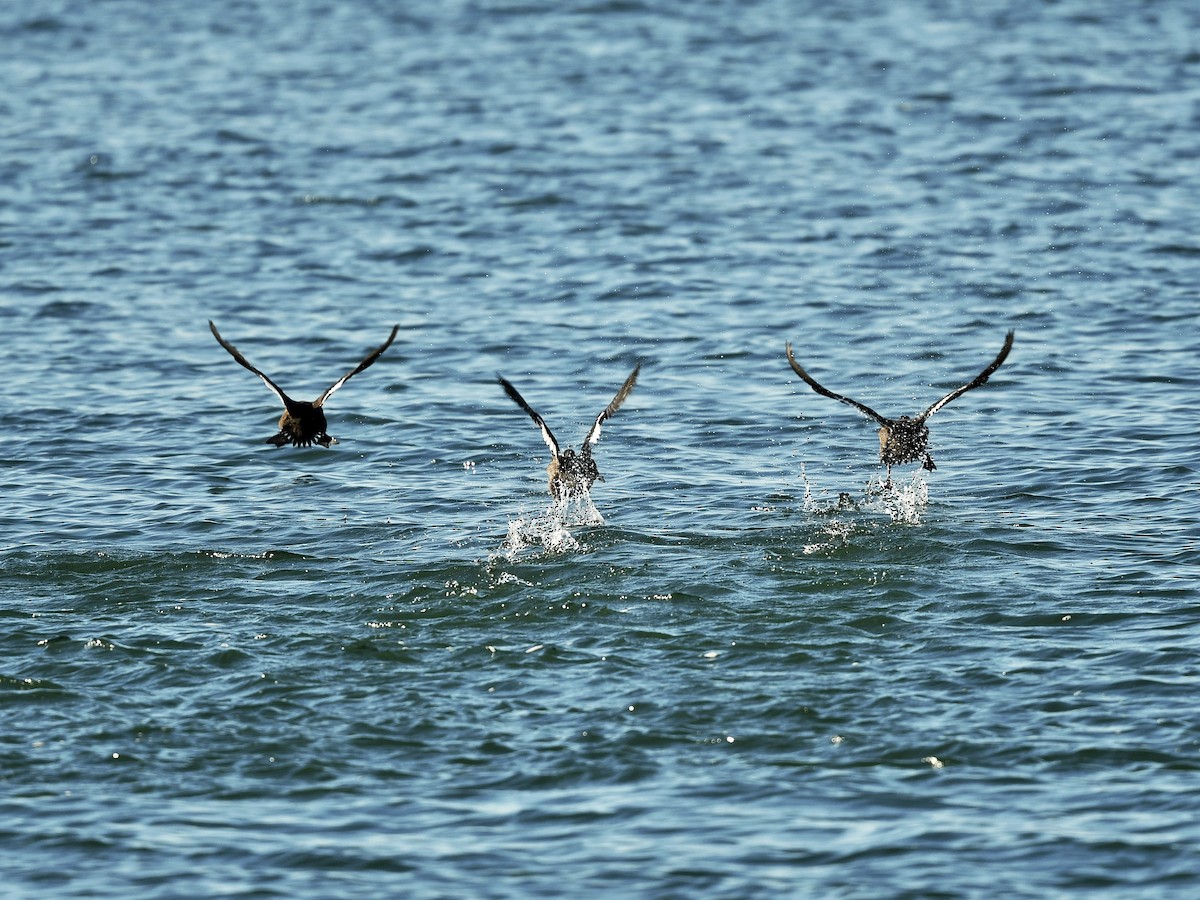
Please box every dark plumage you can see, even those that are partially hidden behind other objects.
[209,320,399,448]
[497,364,641,502]
[786,330,1014,482]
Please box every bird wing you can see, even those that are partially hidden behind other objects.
[315,324,400,407]
[583,363,641,447]
[786,342,888,425]
[497,374,560,458]
[209,320,298,410]
[918,330,1014,422]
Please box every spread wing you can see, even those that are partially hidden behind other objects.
[316,324,400,407]
[918,330,1014,422]
[497,374,560,459]
[584,363,640,447]
[209,320,298,410]
[786,342,888,425]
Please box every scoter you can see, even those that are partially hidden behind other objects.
[786,330,1014,483]
[209,320,399,448]
[497,364,641,502]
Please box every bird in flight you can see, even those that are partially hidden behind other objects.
[209,320,399,448]
[497,364,641,503]
[786,330,1014,484]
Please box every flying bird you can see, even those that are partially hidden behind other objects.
[209,320,399,448]
[786,330,1014,483]
[497,364,641,503]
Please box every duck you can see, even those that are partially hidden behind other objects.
[497,364,641,502]
[786,330,1013,483]
[209,320,399,448]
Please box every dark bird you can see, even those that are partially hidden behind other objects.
[209,320,399,448]
[497,364,641,503]
[786,330,1014,483]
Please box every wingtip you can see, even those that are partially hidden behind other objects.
[784,340,806,377]
[998,329,1016,360]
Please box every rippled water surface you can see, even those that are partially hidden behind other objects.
[3,1,1199,896]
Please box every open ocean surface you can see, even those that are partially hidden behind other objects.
[3,0,1199,896]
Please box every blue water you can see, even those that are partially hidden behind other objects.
[3,0,1199,896]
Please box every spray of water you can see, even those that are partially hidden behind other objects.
[866,470,929,525]
[501,493,605,556]
[800,463,929,525]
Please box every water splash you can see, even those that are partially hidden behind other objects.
[800,464,861,517]
[867,470,930,525]
[800,464,929,525]
[501,494,605,556]
[798,464,865,554]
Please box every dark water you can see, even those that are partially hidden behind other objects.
[3,0,1199,896]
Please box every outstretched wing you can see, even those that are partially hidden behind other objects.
[786,342,888,425]
[497,374,560,459]
[315,324,400,407]
[918,330,1014,422]
[584,363,641,447]
[209,320,297,410]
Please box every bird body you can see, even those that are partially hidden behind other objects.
[268,397,330,449]
[546,446,603,502]
[877,416,934,470]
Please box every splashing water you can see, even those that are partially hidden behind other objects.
[501,494,605,556]
[799,464,929,525]
[798,463,866,554]
[867,470,930,525]
[800,464,861,517]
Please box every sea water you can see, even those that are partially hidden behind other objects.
[2,1,1199,896]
